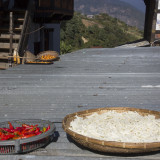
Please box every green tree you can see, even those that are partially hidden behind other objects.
[60,12,143,53]
[60,41,72,55]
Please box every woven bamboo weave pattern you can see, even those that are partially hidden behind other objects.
[62,107,160,154]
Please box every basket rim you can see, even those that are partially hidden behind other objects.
[62,107,160,150]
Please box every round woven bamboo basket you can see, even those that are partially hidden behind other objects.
[37,51,59,62]
[62,107,160,154]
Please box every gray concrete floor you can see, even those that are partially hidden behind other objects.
[0,47,160,159]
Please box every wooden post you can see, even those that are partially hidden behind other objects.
[9,12,13,67]
[144,0,160,45]
[144,0,156,43]
[154,0,160,45]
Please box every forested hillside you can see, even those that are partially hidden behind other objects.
[74,0,145,30]
[60,13,143,54]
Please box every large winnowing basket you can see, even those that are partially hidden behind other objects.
[62,107,160,154]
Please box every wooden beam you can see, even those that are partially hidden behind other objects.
[144,0,157,43]
[9,12,13,67]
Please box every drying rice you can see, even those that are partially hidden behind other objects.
[69,111,160,143]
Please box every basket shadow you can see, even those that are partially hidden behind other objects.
[66,134,160,157]
[40,131,60,148]
[52,131,60,142]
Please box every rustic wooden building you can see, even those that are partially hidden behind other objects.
[0,0,74,68]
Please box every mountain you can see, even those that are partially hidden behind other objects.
[120,0,145,13]
[60,13,143,54]
[74,0,145,30]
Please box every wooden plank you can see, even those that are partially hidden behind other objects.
[0,42,18,49]
[0,47,160,159]
[0,34,20,39]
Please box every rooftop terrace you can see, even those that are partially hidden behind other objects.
[0,47,160,159]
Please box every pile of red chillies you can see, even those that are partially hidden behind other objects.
[0,122,50,140]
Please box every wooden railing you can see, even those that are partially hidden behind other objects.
[17,0,33,58]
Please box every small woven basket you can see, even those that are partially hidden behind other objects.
[62,107,160,154]
[0,119,55,154]
[37,51,59,62]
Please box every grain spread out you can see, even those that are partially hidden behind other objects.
[69,111,160,143]
[40,55,56,60]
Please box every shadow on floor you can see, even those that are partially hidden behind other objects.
[66,134,160,157]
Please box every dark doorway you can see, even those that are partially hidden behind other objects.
[34,42,41,55]
[44,28,54,51]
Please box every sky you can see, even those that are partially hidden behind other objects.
[120,0,146,13]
